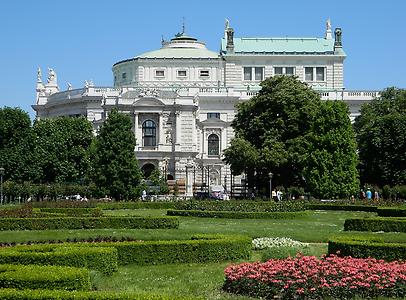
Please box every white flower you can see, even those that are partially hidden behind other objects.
[252,237,309,250]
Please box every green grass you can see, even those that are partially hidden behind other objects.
[1,208,405,299]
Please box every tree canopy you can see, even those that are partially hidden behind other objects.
[91,109,141,200]
[224,76,359,198]
[354,87,406,186]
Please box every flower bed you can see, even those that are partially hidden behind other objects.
[167,209,308,219]
[252,237,309,250]
[223,255,406,299]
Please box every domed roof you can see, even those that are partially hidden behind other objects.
[136,33,218,59]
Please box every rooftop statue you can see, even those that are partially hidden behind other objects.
[47,68,57,84]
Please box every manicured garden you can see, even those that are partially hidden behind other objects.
[0,201,405,299]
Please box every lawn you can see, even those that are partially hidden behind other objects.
[0,208,405,299]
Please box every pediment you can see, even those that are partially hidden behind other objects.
[133,97,165,107]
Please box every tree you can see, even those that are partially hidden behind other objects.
[304,101,359,198]
[354,87,406,186]
[91,109,141,200]
[224,76,359,198]
[0,107,39,182]
[33,117,94,184]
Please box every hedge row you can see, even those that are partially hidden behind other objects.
[307,203,378,212]
[0,264,90,291]
[78,234,251,265]
[377,207,406,217]
[167,209,309,219]
[96,202,176,210]
[38,207,103,216]
[344,217,406,232]
[0,216,179,230]
[328,236,406,261]
[173,200,306,212]
[0,289,199,300]
[0,245,117,275]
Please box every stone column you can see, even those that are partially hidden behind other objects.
[134,112,139,147]
[175,111,181,145]
[159,112,164,146]
[185,159,194,197]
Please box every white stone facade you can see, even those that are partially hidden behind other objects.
[32,20,379,193]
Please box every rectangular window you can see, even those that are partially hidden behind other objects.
[316,67,325,81]
[285,67,295,75]
[207,112,220,119]
[274,67,283,75]
[177,70,187,77]
[122,72,127,80]
[255,67,264,81]
[305,67,313,81]
[199,70,210,77]
[243,67,252,81]
[155,70,165,77]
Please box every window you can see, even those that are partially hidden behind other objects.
[244,67,264,81]
[122,72,127,80]
[155,70,165,77]
[207,112,220,119]
[199,70,210,77]
[274,67,295,76]
[304,67,326,82]
[305,67,313,81]
[208,134,219,156]
[142,120,156,147]
[274,67,283,75]
[177,70,187,77]
[243,67,252,81]
[316,67,325,81]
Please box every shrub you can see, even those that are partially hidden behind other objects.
[38,207,103,217]
[306,203,378,212]
[77,234,251,266]
[0,245,117,275]
[96,202,176,210]
[0,264,91,291]
[377,207,406,217]
[344,217,406,232]
[167,209,308,219]
[173,200,306,212]
[0,289,199,299]
[328,236,406,261]
[223,255,406,299]
[0,205,34,218]
[0,216,179,230]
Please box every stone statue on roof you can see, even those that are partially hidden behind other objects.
[37,67,42,82]
[47,67,57,84]
[225,18,230,30]
[326,18,331,31]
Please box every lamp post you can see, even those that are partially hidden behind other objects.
[0,167,4,205]
[269,172,273,200]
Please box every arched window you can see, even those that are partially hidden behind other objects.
[142,120,156,146]
[208,134,219,156]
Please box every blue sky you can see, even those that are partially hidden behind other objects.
[1,0,405,118]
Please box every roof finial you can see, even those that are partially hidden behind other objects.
[182,16,185,35]
[325,18,332,39]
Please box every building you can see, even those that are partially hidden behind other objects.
[32,20,379,196]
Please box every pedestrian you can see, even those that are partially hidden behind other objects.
[366,189,372,201]
[374,190,379,201]
[141,190,147,201]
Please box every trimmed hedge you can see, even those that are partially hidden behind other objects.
[167,209,309,219]
[328,236,406,261]
[0,216,179,230]
[307,203,378,212]
[38,207,103,217]
[78,234,251,265]
[173,200,306,212]
[344,217,406,232]
[377,207,406,217]
[97,202,176,210]
[0,289,199,299]
[0,245,117,275]
[0,264,90,291]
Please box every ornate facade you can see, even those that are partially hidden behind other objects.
[32,20,379,195]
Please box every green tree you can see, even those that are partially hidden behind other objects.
[0,107,39,182]
[354,87,406,186]
[304,100,359,198]
[33,117,94,184]
[147,169,169,194]
[91,109,141,200]
[225,76,359,198]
